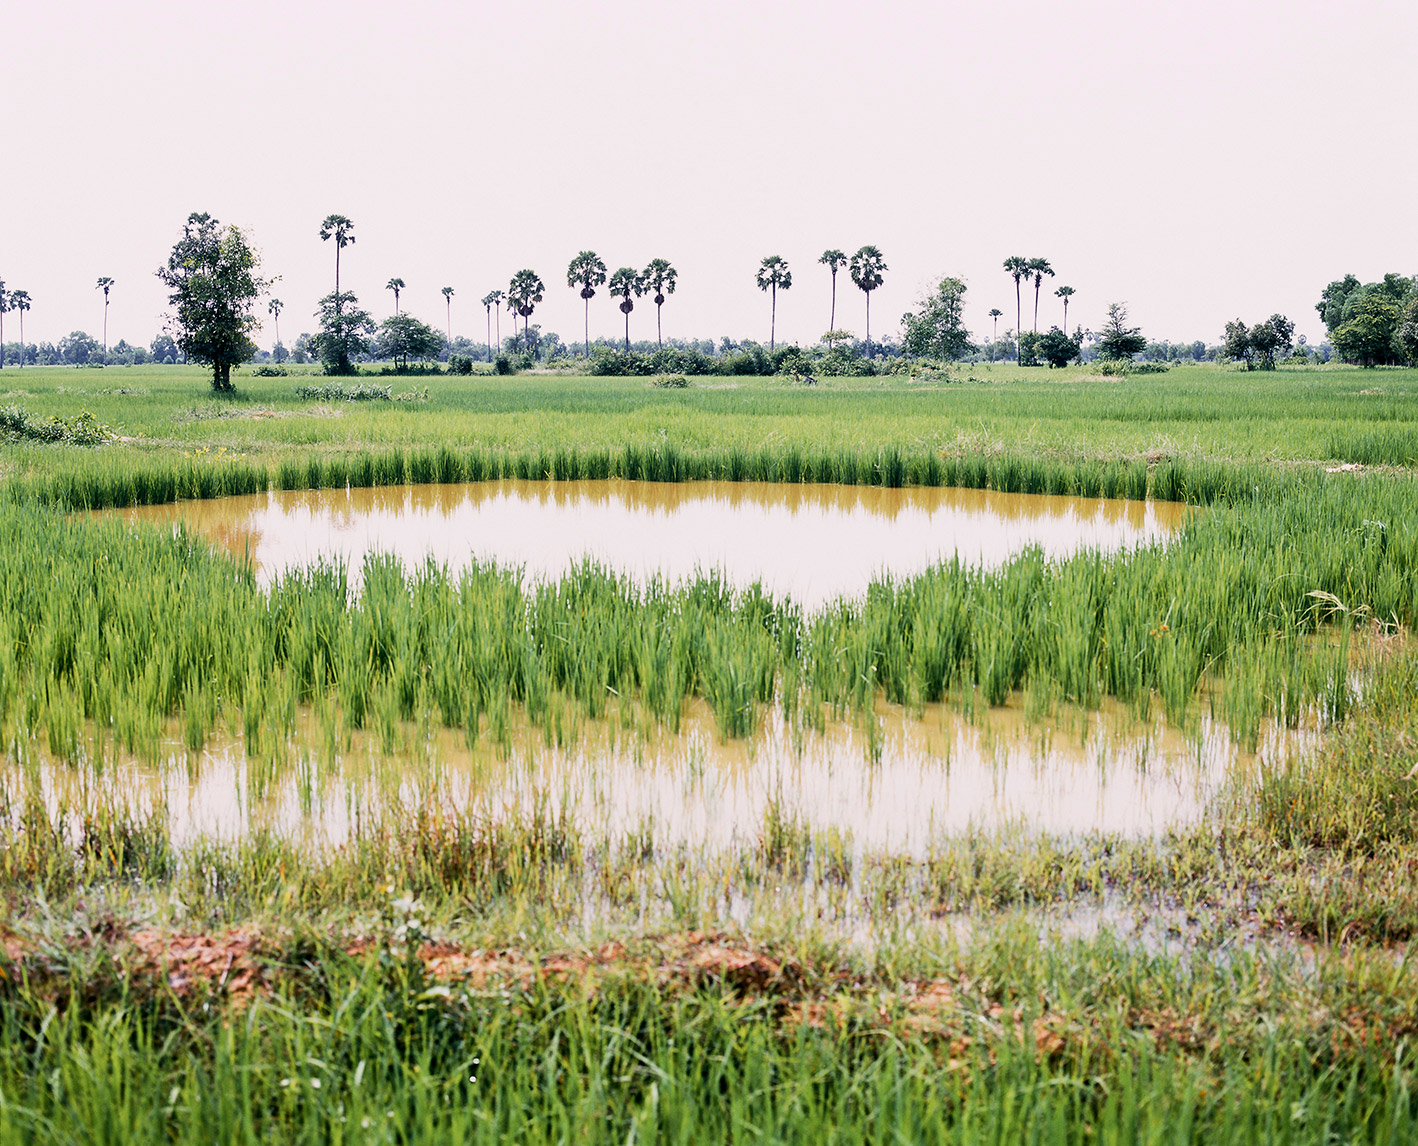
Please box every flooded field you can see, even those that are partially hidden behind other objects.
[114,479,1185,605]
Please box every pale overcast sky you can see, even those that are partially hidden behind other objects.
[4,0,1415,352]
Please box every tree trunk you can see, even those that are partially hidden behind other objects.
[487,309,492,358]
[103,302,108,357]
[335,247,341,310]
[1063,299,1068,332]
[770,285,776,352]
[446,301,451,352]
[657,302,662,349]
[624,305,630,353]
[1,309,5,369]
[17,314,23,368]
[585,298,590,357]
[1015,281,1022,354]
[1033,286,1040,334]
[829,273,836,335]
[865,292,872,358]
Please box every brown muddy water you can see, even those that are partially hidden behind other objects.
[19,694,1302,855]
[113,480,1185,607]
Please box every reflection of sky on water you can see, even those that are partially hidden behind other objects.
[122,479,1185,609]
[23,702,1301,856]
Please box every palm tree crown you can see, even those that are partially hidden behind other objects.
[481,289,504,356]
[1003,256,1029,349]
[386,277,405,314]
[642,258,677,349]
[1027,258,1054,333]
[756,256,792,352]
[507,270,545,349]
[567,251,607,356]
[441,286,455,351]
[608,267,645,352]
[1055,285,1075,331]
[848,245,887,357]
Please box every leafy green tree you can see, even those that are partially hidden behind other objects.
[607,267,645,352]
[567,251,607,355]
[58,331,100,365]
[155,212,270,391]
[1027,258,1054,332]
[1332,293,1403,367]
[1096,302,1146,361]
[901,276,972,361]
[1316,274,1361,336]
[481,290,504,358]
[1399,297,1418,366]
[10,291,30,368]
[1223,314,1293,371]
[507,269,545,348]
[1055,285,1075,332]
[150,333,178,363]
[849,245,887,357]
[1002,256,1029,350]
[1035,326,1082,368]
[312,291,374,374]
[642,258,677,349]
[268,298,283,355]
[756,256,792,351]
[377,313,443,368]
[818,249,847,333]
[96,277,115,357]
[386,277,405,314]
[318,214,356,307]
[441,286,455,352]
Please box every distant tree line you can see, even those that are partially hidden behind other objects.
[1316,273,1418,367]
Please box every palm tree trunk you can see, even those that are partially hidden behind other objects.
[486,309,492,358]
[1014,280,1022,354]
[335,248,341,311]
[2,309,6,370]
[770,286,776,352]
[585,298,590,357]
[829,273,836,334]
[1033,285,1040,333]
[865,292,872,358]
[446,301,451,352]
[103,302,108,357]
[624,306,630,353]
[657,303,662,349]
[17,314,23,369]
[495,309,500,352]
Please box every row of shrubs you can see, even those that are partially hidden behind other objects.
[0,405,111,445]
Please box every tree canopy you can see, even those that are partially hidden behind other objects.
[376,313,442,369]
[312,290,374,374]
[1222,314,1294,371]
[155,211,270,391]
[901,277,973,362]
[1096,302,1146,361]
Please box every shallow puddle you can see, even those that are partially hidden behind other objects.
[15,694,1299,855]
[113,480,1184,606]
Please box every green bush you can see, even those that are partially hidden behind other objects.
[447,354,474,375]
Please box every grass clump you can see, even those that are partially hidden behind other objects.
[294,380,393,401]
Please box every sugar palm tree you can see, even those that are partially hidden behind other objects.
[988,308,1003,359]
[566,250,607,356]
[1055,285,1075,331]
[96,277,114,357]
[818,249,847,334]
[755,256,792,351]
[318,215,356,304]
[1003,257,1029,347]
[608,267,645,352]
[642,258,677,349]
[386,277,405,314]
[441,287,455,352]
[507,270,545,349]
[1027,258,1054,333]
[481,290,503,357]
[268,298,283,354]
[848,245,887,357]
[10,291,30,368]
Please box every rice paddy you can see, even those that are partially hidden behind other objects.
[3,361,1418,1142]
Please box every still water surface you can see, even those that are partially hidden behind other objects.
[119,480,1184,606]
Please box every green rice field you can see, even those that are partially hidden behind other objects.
[3,361,1418,1142]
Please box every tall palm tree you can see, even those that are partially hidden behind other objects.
[441,287,455,352]
[818,249,846,334]
[268,298,283,355]
[10,291,30,369]
[755,256,792,351]
[1027,258,1054,333]
[608,267,645,352]
[566,251,607,356]
[848,245,887,357]
[1002,257,1029,348]
[1055,285,1075,332]
[481,290,504,357]
[988,308,1003,360]
[96,277,115,357]
[506,270,545,349]
[386,277,405,314]
[318,214,356,310]
[642,258,676,349]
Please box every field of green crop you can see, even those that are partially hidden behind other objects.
[2,361,1418,1142]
